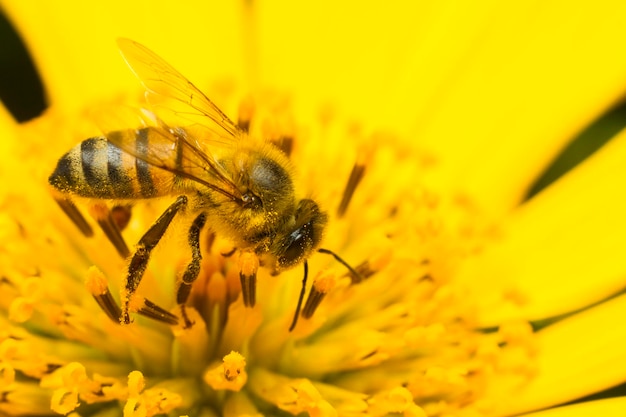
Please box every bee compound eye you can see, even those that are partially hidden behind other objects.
[275,199,327,269]
[278,223,311,268]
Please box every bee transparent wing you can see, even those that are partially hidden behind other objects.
[117,38,240,139]
[97,106,243,202]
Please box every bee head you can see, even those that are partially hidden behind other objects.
[271,199,328,271]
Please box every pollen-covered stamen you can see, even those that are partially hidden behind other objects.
[51,193,93,237]
[137,299,179,326]
[85,266,123,323]
[301,271,336,320]
[238,252,259,307]
[337,145,372,218]
[88,202,130,258]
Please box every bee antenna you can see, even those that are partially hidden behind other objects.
[318,248,363,283]
[289,261,309,332]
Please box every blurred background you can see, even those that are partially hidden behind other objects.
[2,9,626,200]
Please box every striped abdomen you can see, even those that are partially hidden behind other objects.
[49,129,176,199]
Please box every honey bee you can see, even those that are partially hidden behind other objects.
[48,39,356,331]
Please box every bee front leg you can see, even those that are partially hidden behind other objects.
[122,195,188,325]
[175,212,207,328]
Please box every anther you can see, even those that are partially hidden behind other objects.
[138,299,179,325]
[52,195,93,237]
[273,136,293,156]
[337,145,372,218]
[237,96,255,133]
[352,248,392,282]
[301,272,336,319]
[85,266,122,323]
[238,252,259,307]
[88,203,131,258]
[221,247,237,258]
[110,204,132,231]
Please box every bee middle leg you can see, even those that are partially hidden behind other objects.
[121,195,188,324]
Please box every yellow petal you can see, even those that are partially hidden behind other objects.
[253,1,626,217]
[490,294,626,414]
[427,0,626,215]
[457,126,626,325]
[520,398,626,417]
[2,1,246,116]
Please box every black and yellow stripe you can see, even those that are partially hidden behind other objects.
[49,131,173,199]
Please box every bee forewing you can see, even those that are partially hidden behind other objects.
[116,38,240,140]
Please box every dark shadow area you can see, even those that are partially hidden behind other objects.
[525,100,626,199]
[0,10,46,122]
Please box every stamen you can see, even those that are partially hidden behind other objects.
[352,247,393,282]
[221,247,237,257]
[337,145,372,218]
[248,369,335,416]
[273,136,294,157]
[238,252,258,307]
[9,297,33,323]
[46,362,87,415]
[301,272,336,319]
[204,351,247,391]
[0,363,15,386]
[51,194,93,237]
[237,96,254,133]
[110,204,132,231]
[137,299,179,326]
[366,387,425,416]
[7,276,42,323]
[88,203,130,258]
[85,266,122,323]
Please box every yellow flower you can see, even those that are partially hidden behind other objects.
[2,1,626,416]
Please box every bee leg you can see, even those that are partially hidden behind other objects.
[52,195,94,237]
[238,252,259,308]
[88,203,131,258]
[122,195,188,325]
[175,212,207,329]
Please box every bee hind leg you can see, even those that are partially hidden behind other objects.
[175,212,207,329]
[122,195,188,325]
